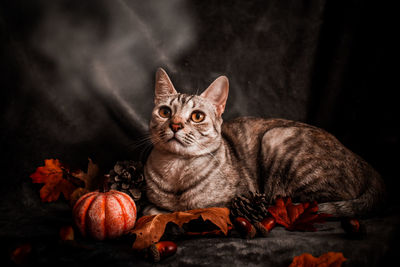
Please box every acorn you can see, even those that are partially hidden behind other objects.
[146,241,177,262]
[254,217,276,237]
[341,218,366,239]
[233,217,257,239]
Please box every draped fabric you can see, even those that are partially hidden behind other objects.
[0,1,397,265]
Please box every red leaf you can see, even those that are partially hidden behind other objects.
[268,197,331,231]
[10,243,32,265]
[30,159,76,202]
[289,252,346,267]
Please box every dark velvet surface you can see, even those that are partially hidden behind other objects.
[0,0,398,266]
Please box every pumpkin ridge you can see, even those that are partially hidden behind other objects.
[118,191,137,217]
[103,194,107,238]
[112,193,127,231]
[74,191,97,210]
[79,194,97,237]
[85,194,100,238]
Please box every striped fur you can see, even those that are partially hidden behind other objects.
[144,69,386,217]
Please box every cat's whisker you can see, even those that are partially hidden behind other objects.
[127,134,157,152]
[126,137,152,147]
[125,134,154,149]
[159,133,167,140]
[182,133,195,145]
[182,138,193,145]
[124,137,154,157]
[136,135,165,161]
[150,135,163,146]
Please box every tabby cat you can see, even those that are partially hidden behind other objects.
[143,68,385,217]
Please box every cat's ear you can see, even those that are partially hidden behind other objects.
[154,68,177,103]
[201,76,229,117]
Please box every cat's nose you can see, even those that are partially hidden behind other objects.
[170,122,183,132]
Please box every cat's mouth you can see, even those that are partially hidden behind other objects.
[167,136,185,146]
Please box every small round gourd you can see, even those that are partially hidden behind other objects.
[73,190,137,240]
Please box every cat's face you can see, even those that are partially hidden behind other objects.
[149,68,229,157]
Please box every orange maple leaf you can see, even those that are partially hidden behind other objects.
[10,243,32,265]
[289,252,346,267]
[268,197,331,231]
[129,207,232,250]
[29,159,76,202]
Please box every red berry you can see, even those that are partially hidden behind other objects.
[155,241,177,257]
[261,217,276,232]
[254,217,276,237]
[234,217,257,239]
[341,218,366,238]
[147,241,177,262]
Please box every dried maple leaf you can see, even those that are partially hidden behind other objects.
[268,197,331,231]
[129,207,232,250]
[289,252,346,267]
[30,159,76,202]
[69,158,101,206]
[72,158,100,191]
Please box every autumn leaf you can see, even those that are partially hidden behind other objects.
[10,243,32,265]
[72,158,100,191]
[129,207,232,250]
[289,252,346,267]
[69,158,101,206]
[268,197,331,231]
[30,159,76,202]
[185,228,232,237]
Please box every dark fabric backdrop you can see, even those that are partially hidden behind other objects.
[0,0,398,210]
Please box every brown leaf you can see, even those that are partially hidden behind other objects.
[185,228,232,236]
[30,159,76,202]
[129,207,232,250]
[69,188,90,207]
[72,158,100,191]
[268,197,331,231]
[69,158,102,206]
[289,252,346,267]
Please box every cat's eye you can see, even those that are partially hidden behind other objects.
[191,111,205,123]
[159,106,171,118]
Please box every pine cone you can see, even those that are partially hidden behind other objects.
[107,160,146,210]
[230,192,270,223]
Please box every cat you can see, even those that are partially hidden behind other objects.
[143,68,386,218]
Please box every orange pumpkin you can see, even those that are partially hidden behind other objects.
[73,190,137,240]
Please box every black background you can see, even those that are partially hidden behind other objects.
[0,0,398,224]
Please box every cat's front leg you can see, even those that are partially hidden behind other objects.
[142,204,170,215]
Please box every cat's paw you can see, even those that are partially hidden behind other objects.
[142,205,170,215]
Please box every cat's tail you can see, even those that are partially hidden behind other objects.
[318,176,387,218]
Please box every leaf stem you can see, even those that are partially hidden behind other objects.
[61,167,86,188]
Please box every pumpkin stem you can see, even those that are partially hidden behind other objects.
[100,175,110,193]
